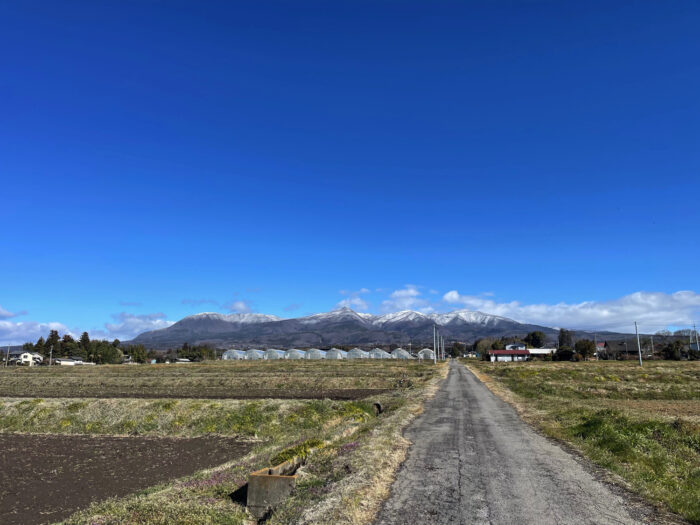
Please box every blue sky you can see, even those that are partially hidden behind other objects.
[2,1,699,343]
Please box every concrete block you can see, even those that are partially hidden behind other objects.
[247,458,300,518]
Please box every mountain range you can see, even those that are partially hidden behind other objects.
[130,306,599,348]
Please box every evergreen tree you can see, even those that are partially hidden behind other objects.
[524,331,547,348]
[35,336,46,355]
[46,330,62,356]
[558,329,573,350]
[79,332,91,350]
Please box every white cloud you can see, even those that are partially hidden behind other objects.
[0,320,73,346]
[337,296,370,311]
[102,312,174,340]
[0,305,27,319]
[381,285,434,314]
[227,300,252,314]
[336,288,371,311]
[442,290,700,332]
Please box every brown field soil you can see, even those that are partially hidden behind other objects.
[0,434,252,525]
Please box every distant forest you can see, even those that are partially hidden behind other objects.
[19,331,218,364]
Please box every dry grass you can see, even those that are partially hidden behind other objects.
[466,360,700,524]
[0,360,434,398]
[282,362,449,525]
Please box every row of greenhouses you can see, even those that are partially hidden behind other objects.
[221,347,436,360]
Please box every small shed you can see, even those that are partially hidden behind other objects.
[391,348,413,360]
[285,349,306,360]
[347,348,369,359]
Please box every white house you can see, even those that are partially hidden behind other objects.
[489,349,530,362]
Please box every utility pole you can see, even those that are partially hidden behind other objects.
[4,346,9,367]
[650,335,655,357]
[49,344,53,366]
[433,325,437,364]
[634,321,643,367]
[694,323,699,353]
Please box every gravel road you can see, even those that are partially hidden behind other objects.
[375,360,655,525]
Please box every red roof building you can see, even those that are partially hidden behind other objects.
[488,349,530,362]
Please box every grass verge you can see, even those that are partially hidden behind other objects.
[465,360,700,524]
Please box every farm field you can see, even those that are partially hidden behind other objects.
[0,360,446,524]
[0,360,421,399]
[465,360,700,524]
[0,434,251,525]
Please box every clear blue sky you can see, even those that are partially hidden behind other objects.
[2,1,699,342]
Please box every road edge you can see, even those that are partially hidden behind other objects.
[461,361,689,525]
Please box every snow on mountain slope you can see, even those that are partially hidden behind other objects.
[428,310,510,326]
[183,308,512,327]
[297,306,370,324]
[184,312,281,323]
[374,310,429,325]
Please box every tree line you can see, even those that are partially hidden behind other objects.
[21,331,218,364]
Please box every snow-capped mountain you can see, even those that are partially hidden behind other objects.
[184,312,282,324]
[130,306,558,348]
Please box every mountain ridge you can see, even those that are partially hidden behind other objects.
[130,306,579,348]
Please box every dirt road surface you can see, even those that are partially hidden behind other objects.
[376,360,660,525]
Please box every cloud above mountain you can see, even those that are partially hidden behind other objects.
[101,312,175,340]
[381,285,434,314]
[442,290,700,333]
[337,288,371,311]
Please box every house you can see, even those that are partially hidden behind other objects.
[527,348,556,358]
[489,349,530,362]
[505,343,527,351]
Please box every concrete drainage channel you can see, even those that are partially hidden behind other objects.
[247,457,301,520]
[246,402,383,520]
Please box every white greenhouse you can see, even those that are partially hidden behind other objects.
[306,348,327,359]
[285,348,306,360]
[391,348,413,360]
[326,348,347,359]
[264,349,286,360]
[222,349,246,360]
[369,348,392,359]
[347,348,369,359]
[245,349,265,360]
[417,348,435,360]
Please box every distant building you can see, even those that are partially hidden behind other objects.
[505,343,527,351]
[527,348,556,358]
[489,349,530,362]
